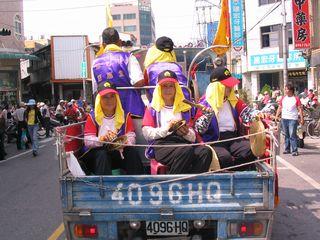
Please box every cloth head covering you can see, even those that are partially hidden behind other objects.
[151,70,191,113]
[144,36,177,68]
[205,82,238,114]
[94,81,124,129]
[26,99,36,106]
[210,67,240,88]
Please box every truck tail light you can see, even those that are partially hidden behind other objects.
[228,221,266,238]
[74,224,98,238]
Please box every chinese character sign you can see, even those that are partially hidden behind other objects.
[230,0,244,50]
[292,0,311,49]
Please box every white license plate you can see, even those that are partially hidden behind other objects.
[146,221,189,236]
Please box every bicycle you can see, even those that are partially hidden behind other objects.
[307,118,320,139]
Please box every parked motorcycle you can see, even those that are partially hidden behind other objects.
[4,119,17,143]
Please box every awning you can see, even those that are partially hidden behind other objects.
[0,52,39,60]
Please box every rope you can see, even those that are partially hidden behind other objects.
[62,126,277,148]
[69,156,274,191]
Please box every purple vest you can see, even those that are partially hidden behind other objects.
[198,99,240,142]
[93,51,145,117]
[145,107,191,159]
[146,62,190,101]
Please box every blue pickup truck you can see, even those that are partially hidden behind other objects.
[55,47,279,240]
[56,120,278,240]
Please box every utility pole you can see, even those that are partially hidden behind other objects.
[281,0,288,87]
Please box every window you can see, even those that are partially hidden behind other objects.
[112,14,121,20]
[124,25,136,32]
[114,26,122,32]
[14,14,23,40]
[123,13,136,20]
[259,0,280,5]
[261,23,292,48]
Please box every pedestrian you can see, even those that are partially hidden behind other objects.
[55,100,65,124]
[275,83,304,156]
[91,27,145,118]
[0,106,7,160]
[13,102,30,150]
[25,99,43,157]
[41,100,51,138]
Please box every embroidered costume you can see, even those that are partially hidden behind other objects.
[142,70,212,174]
[82,82,144,175]
[144,36,190,102]
[194,67,257,169]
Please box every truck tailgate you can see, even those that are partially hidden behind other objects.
[61,169,274,213]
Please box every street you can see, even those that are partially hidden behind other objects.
[0,137,319,240]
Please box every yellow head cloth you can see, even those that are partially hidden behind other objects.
[94,93,124,130]
[205,82,238,114]
[144,46,177,68]
[95,44,123,57]
[151,82,191,114]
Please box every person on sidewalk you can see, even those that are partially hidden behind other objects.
[275,83,304,156]
[0,106,7,160]
[13,102,30,150]
[82,81,144,175]
[42,100,51,138]
[25,99,44,157]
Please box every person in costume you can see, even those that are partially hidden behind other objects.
[92,27,145,118]
[194,67,258,169]
[144,36,190,102]
[82,81,144,175]
[142,70,212,174]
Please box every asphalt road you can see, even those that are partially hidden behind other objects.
[0,137,319,240]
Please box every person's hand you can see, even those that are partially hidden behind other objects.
[168,120,179,131]
[100,130,117,142]
[176,124,189,136]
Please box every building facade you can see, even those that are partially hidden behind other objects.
[0,0,31,104]
[310,0,320,93]
[110,0,155,46]
[241,0,308,98]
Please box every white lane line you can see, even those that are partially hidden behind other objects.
[277,167,289,170]
[277,156,320,191]
[0,145,46,164]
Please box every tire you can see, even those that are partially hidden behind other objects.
[297,138,304,148]
[37,128,46,139]
[307,120,320,138]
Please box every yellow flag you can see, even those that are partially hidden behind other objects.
[212,0,230,56]
[106,0,113,27]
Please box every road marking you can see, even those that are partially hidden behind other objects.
[277,167,289,170]
[0,145,46,164]
[277,156,320,191]
[48,223,64,240]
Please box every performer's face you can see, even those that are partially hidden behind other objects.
[101,93,117,113]
[161,82,176,103]
[224,86,232,98]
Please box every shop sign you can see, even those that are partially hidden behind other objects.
[230,0,244,51]
[249,50,305,71]
[292,0,311,49]
[288,70,307,77]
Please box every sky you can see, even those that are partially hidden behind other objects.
[23,0,212,46]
